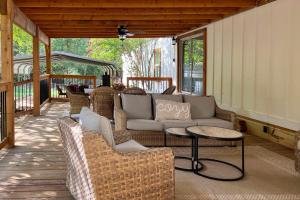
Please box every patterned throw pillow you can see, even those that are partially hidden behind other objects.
[155,99,191,121]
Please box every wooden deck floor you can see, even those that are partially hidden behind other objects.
[0,102,295,199]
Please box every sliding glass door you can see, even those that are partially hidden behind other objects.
[181,32,206,95]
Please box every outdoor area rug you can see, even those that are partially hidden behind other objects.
[173,146,300,200]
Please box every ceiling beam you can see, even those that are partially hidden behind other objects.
[15,0,256,8]
[27,14,222,21]
[20,7,239,15]
[33,20,210,26]
[49,34,175,38]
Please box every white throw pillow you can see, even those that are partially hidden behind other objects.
[79,107,115,147]
[155,99,191,121]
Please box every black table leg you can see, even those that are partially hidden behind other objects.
[194,138,245,181]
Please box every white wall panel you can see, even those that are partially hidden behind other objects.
[206,0,300,130]
[231,14,244,110]
[206,25,214,96]
[242,10,256,112]
[288,0,300,123]
[212,22,223,104]
[255,4,271,115]
[221,18,233,107]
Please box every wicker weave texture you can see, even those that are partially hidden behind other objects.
[66,89,90,114]
[91,87,115,119]
[57,117,96,200]
[83,134,175,200]
[296,133,300,172]
[58,117,175,199]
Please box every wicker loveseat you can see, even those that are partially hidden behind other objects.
[57,111,175,199]
[114,94,237,146]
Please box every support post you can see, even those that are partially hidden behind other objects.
[1,0,15,147]
[45,39,51,100]
[33,27,40,116]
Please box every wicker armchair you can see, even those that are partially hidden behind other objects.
[296,132,300,173]
[57,117,175,200]
[90,87,115,119]
[66,87,90,114]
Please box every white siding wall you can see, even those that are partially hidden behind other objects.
[206,0,300,130]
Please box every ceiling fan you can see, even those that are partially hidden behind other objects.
[117,25,136,41]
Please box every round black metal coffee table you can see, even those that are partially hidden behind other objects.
[165,128,203,172]
[186,126,245,181]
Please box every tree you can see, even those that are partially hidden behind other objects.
[89,38,158,77]
[13,25,33,57]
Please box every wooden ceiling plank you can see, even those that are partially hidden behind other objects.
[27,14,222,21]
[33,20,210,26]
[15,0,256,8]
[21,7,239,15]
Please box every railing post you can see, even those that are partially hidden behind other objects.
[33,27,40,116]
[93,76,96,88]
[1,0,15,148]
[46,39,51,100]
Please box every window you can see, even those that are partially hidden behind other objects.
[180,29,206,95]
[153,48,161,77]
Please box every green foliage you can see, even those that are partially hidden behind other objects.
[89,38,157,75]
[51,38,89,55]
[12,25,159,80]
[13,25,33,57]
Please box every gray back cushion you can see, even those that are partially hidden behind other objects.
[79,107,115,147]
[152,94,183,117]
[121,94,152,119]
[183,95,216,119]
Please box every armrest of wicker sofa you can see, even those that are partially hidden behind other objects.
[215,105,237,129]
[83,134,175,200]
[295,132,300,172]
[113,130,132,145]
[114,108,127,131]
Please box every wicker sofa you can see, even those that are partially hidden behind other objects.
[296,132,300,173]
[57,109,175,200]
[114,94,237,146]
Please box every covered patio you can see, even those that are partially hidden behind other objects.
[0,0,299,199]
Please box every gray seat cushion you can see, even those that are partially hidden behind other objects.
[127,119,163,131]
[152,94,183,117]
[161,120,197,129]
[193,118,234,130]
[183,95,216,119]
[121,94,152,119]
[115,139,148,153]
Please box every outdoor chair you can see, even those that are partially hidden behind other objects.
[66,86,90,114]
[90,87,115,119]
[56,85,67,98]
[123,87,146,95]
[57,116,175,200]
[162,86,176,95]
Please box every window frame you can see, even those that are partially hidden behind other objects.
[177,28,207,96]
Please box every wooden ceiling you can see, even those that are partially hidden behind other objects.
[14,0,265,38]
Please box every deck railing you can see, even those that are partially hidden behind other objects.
[0,83,8,148]
[50,74,97,100]
[127,77,173,93]
[14,79,34,114]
